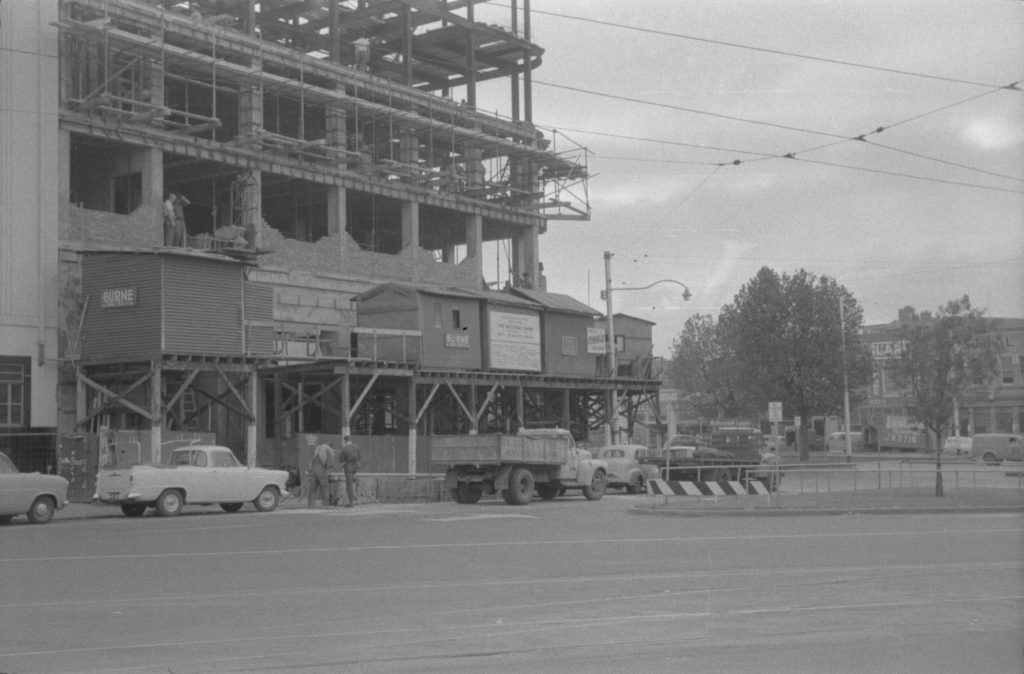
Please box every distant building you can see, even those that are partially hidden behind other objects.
[856,310,1023,440]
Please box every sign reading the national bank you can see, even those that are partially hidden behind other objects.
[101,287,137,308]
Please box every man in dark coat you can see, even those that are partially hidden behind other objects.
[338,436,362,507]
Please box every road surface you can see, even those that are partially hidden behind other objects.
[1,494,1021,673]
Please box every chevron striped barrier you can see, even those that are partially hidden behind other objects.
[647,478,769,497]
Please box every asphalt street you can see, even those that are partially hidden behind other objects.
[1,492,1022,674]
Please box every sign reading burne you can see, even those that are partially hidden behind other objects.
[101,287,137,308]
[488,311,541,371]
[445,333,470,349]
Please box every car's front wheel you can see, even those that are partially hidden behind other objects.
[27,496,56,524]
[982,452,1000,465]
[253,486,280,512]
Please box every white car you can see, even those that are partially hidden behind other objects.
[594,445,659,494]
[95,445,289,516]
[942,436,972,456]
[0,452,69,524]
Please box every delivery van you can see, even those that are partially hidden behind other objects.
[971,433,1024,465]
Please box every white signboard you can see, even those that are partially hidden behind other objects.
[587,327,606,354]
[768,401,783,423]
[488,311,541,371]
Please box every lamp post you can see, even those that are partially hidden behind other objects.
[602,251,692,445]
[839,297,853,462]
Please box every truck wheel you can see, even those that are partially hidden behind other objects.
[582,469,607,501]
[457,482,484,504]
[982,452,999,465]
[505,468,534,505]
[155,490,184,517]
[536,484,559,500]
[27,496,56,524]
[253,486,280,512]
[711,468,732,488]
[220,502,244,513]
[120,503,147,517]
[449,487,464,504]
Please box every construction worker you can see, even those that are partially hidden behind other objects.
[338,436,362,507]
[307,441,334,509]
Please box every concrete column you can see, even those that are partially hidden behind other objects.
[327,186,346,237]
[465,213,483,279]
[246,369,258,467]
[402,201,420,284]
[326,98,347,149]
[150,366,162,464]
[407,380,417,475]
[341,373,351,438]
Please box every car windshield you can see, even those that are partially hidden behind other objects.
[0,452,18,474]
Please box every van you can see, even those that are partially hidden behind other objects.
[971,433,1024,465]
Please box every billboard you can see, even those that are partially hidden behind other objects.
[488,310,541,371]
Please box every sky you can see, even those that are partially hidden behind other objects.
[472,0,1024,358]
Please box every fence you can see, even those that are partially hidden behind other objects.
[782,461,1024,493]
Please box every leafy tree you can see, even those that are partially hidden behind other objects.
[718,267,873,461]
[893,296,1002,496]
[667,314,746,420]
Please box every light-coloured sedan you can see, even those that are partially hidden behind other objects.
[0,451,69,524]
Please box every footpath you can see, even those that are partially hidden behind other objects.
[629,487,1024,517]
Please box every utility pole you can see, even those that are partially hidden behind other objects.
[604,251,618,446]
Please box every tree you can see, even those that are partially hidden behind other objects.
[893,296,1002,496]
[717,267,873,461]
[666,314,746,420]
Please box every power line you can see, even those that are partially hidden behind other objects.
[534,80,851,141]
[512,5,1023,92]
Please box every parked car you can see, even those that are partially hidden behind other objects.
[942,436,973,456]
[827,431,863,454]
[0,451,69,525]
[94,445,289,516]
[594,445,659,494]
[971,433,1024,465]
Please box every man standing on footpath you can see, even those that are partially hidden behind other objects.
[338,435,362,507]
[307,441,334,509]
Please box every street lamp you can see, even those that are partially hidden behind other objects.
[602,251,692,445]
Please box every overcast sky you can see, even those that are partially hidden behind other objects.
[474,0,1023,357]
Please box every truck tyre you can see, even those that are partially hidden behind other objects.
[457,482,484,504]
[536,484,559,500]
[582,469,607,501]
[155,489,184,517]
[253,486,280,512]
[711,468,731,488]
[120,503,147,517]
[449,487,464,504]
[27,496,56,524]
[982,452,999,465]
[505,468,534,505]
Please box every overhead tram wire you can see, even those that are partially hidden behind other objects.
[533,82,1023,187]
[506,4,1023,92]
[788,157,1023,194]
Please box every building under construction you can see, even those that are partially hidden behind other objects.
[0,0,663,491]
